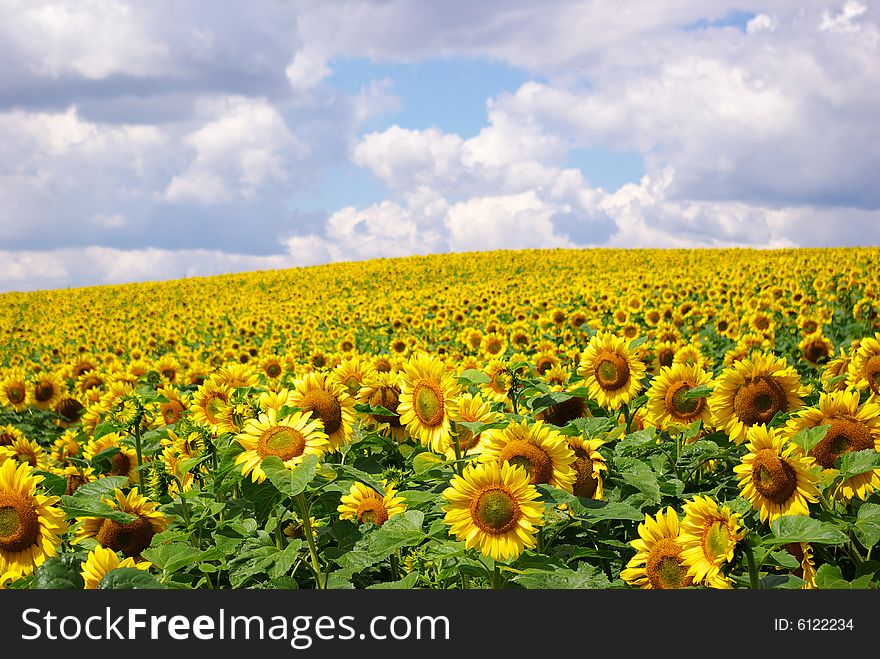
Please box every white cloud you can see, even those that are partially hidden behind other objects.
[286,48,332,91]
[820,1,868,33]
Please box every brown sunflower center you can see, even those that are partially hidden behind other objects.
[658,348,675,368]
[665,381,704,420]
[266,363,282,378]
[34,382,55,403]
[0,493,40,553]
[645,538,692,589]
[57,397,84,421]
[161,401,184,425]
[804,341,830,364]
[300,389,343,435]
[412,383,444,428]
[810,418,874,469]
[486,339,503,355]
[471,488,519,534]
[0,432,14,447]
[752,449,798,504]
[542,397,588,427]
[96,515,155,557]
[356,498,389,526]
[594,352,630,390]
[65,473,89,496]
[866,356,880,393]
[369,387,402,428]
[109,451,132,478]
[733,376,789,426]
[7,385,25,404]
[571,447,599,498]
[498,440,553,485]
[258,426,306,461]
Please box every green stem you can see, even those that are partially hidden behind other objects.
[296,494,325,589]
[744,543,761,590]
[622,403,632,434]
[390,551,401,582]
[492,565,503,590]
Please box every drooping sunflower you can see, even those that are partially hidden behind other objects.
[442,460,544,562]
[0,370,30,412]
[26,372,65,411]
[398,353,460,454]
[257,388,296,414]
[784,542,816,589]
[567,436,606,500]
[234,408,329,484]
[709,352,809,444]
[645,363,714,430]
[678,496,744,589]
[445,393,500,461]
[289,371,356,452]
[0,461,67,578]
[847,332,880,402]
[578,332,646,410]
[80,546,151,589]
[74,487,169,558]
[620,507,694,589]
[479,419,576,492]
[784,390,880,501]
[357,371,407,443]
[337,481,407,526]
[733,425,820,523]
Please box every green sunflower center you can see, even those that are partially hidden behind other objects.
[752,449,798,504]
[259,426,306,461]
[96,515,155,557]
[266,363,282,378]
[702,521,731,562]
[499,440,553,486]
[204,393,227,424]
[646,538,691,589]
[594,352,630,390]
[490,370,511,394]
[413,383,444,427]
[301,389,343,435]
[472,488,519,533]
[733,376,789,426]
[8,386,25,404]
[0,493,40,553]
[666,381,703,420]
[810,418,874,469]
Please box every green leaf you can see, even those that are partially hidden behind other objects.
[458,369,491,385]
[60,495,137,524]
[814,564,852,589]
[97,567,164,590]
[836,449,880,478]
[260,454,319,498]
[31,555,85,589]
[333,464,387,495]
[681,384,713,400]
[628,336,648,350]
[365,572,420,589]
[69,475,130,501]
[355,510,426,558]
[511,563,610,589]
[617,462,661,503]
[455,420,508,435]
[614,429,657,454]
[768,515,849,546]
[93,422,120,440]
[177,454,211,475]
[354,403,398,417]
[33,470,67,497]
[412,451,445,474]
[141,543,205,573]
[790,425,830,455]
[853,503,880,549]
[769,550,801,569]
[268,540,304,580]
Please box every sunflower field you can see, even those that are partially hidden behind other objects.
[1,247,880,591]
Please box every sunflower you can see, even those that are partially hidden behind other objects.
[214,363,260,389]
[709,352,809,444]
[357,371,407,443]
[645,363,714,430]
[257,388,296,414]
[442,460,544,562]
[784,390,880,501]
[155,355,181,384]
[83,432,140,484]
[733,425,820,523]
[156,386,188,427]
[479,419,576,491]
[567,436,606,499]
[533,350,561,376]
[821,348,851,392]
[27,372,65,411]
[74,487,169,558]
[56,465,96,496]
[0,370,30,412]
[0,461,67,578]
[678,496,744,589]
[445,393,500,460]
[234,408,329,484]
[190,378,236,434]
[620,507,694,589]
[4,435,48,471]
[259,354,286,381]
[480,359,511,405]
[847,333,880,401]
[289,371,356,452]
[799,333,834,366]
[80,546,151,589]
[332,355,376,398]
[51,429,82,465]
[398,353,460,454]
[578,331,646,410]
[54,393,85,427]
[0,425,26,450]
[338,481,407,526]
[480,332,508,359]
[784,542,816,589]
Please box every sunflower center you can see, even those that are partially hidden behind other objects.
[0,493,41,553]
[258,426,306,461]
[752,449,798,504]
[34,383,55,403]
[343,376,361,396]
[702,521,731,562]
[498,440,553,485]
[57,397,84,421]
[161,401,184,425]
[658,348,675,368]
[866,356,880,393]
[300,389,343,435]
[369,387,402,427]
[666,382,703,419]
[810,418,874,469]
[356,498,389,526]
[805,342,829,363]
[646,538,691,589]
[8,386,25,404]
[96,516,155,557]
[542,397,588,427]
[733,376,788,426]
[471,488,519,533]
[0,432,13,447]
[413,383,444,427]
[204,393,227,424]
[572,449,599,498]
[109,451,131,477]
[486,340,503,355]
[594,352,630,390]
[490,370,511,394]
[266,363,282,378]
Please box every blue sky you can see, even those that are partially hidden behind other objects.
[0,1,878,291]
